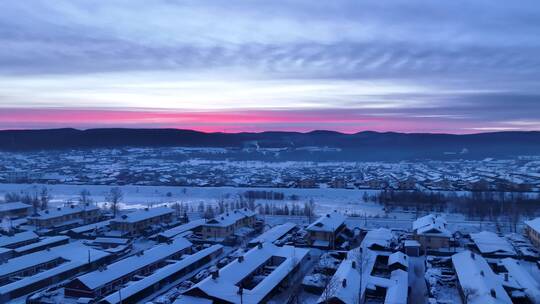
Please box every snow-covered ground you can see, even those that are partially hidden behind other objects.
[0,183,385,215]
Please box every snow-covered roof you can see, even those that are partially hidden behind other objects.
[112,207,173,224]
[0,231,38,248]
[452,250,512,304]
[249,222,296,245]
[0,250,62,278]
[91,237,129,245]
[204,209,256,227]
[74,237,191,290]
[470,231,516,255]
[306,211,346,232]
[403,240,420,247]
[184,243,309,303]
[359,248,409,304]
[102,245,223,304]
[388,251,408,268]
[28,204,99,220]
[361,228,395,250]
[499,258,540,303]
[317,259,360,304]
[13,235,69,254]
[0,202,31,212]
[412,214,451,237]
[0,242,110,297]
[62,219,111,234]
[159,219,205,239]
[385,269,408,304]
[525,217,540,234]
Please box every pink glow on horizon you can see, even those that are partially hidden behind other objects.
[0,108,495,134]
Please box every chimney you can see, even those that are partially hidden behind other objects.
[258,242,263,249]
[470,252,475,260]
[480,270,485,277]
[504,273,509,282]
[238,256,244,263]
[212,270,219,280]
[342,279,347,287]
[71,205,75,209]
[490,289,496,298]
[351,261,356,269]
[326,214,330,218]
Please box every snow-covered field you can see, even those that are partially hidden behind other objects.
[0,183,385,215]
[0,183,530,233]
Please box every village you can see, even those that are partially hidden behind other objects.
[1,148,540,192]
[0,190,539,304]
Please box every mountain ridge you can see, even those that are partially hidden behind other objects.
[1,128,539,160]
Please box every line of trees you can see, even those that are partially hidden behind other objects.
[371,189,540,228]
[259,199,316,218]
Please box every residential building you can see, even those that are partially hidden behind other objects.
[358,248,409,304]
[306,211,346,249]
[65,237,192,299]
[360,228,396,251]
[109,206,173,237]
[101,244,223,304]
[524,217,540,249]
[199,209,257,242]
[0,202,32,219]
[27,203,101,231]
[183,243,310,303]
[452,251,512,304]
[317,259,360,304]
[0,231,39,249]
[248,222,297,247]
[0,243,110,303]
[470,231,516,257]
[156,219,205,243]
[499,258,540,303]
[412,214,451,250]
[13,236,70,256]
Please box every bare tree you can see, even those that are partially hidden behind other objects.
[39,187,52,210]
[21,192,40,215]
[107,187,123,217]
[172,202,181,219]
[304,199,316,223]
[79,189,92,205]
[203,204,215,219]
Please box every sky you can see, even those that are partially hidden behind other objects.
[1,0,540,133]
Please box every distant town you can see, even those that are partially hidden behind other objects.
[2,148,540,192]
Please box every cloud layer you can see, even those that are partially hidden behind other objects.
[1,0,539,133]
